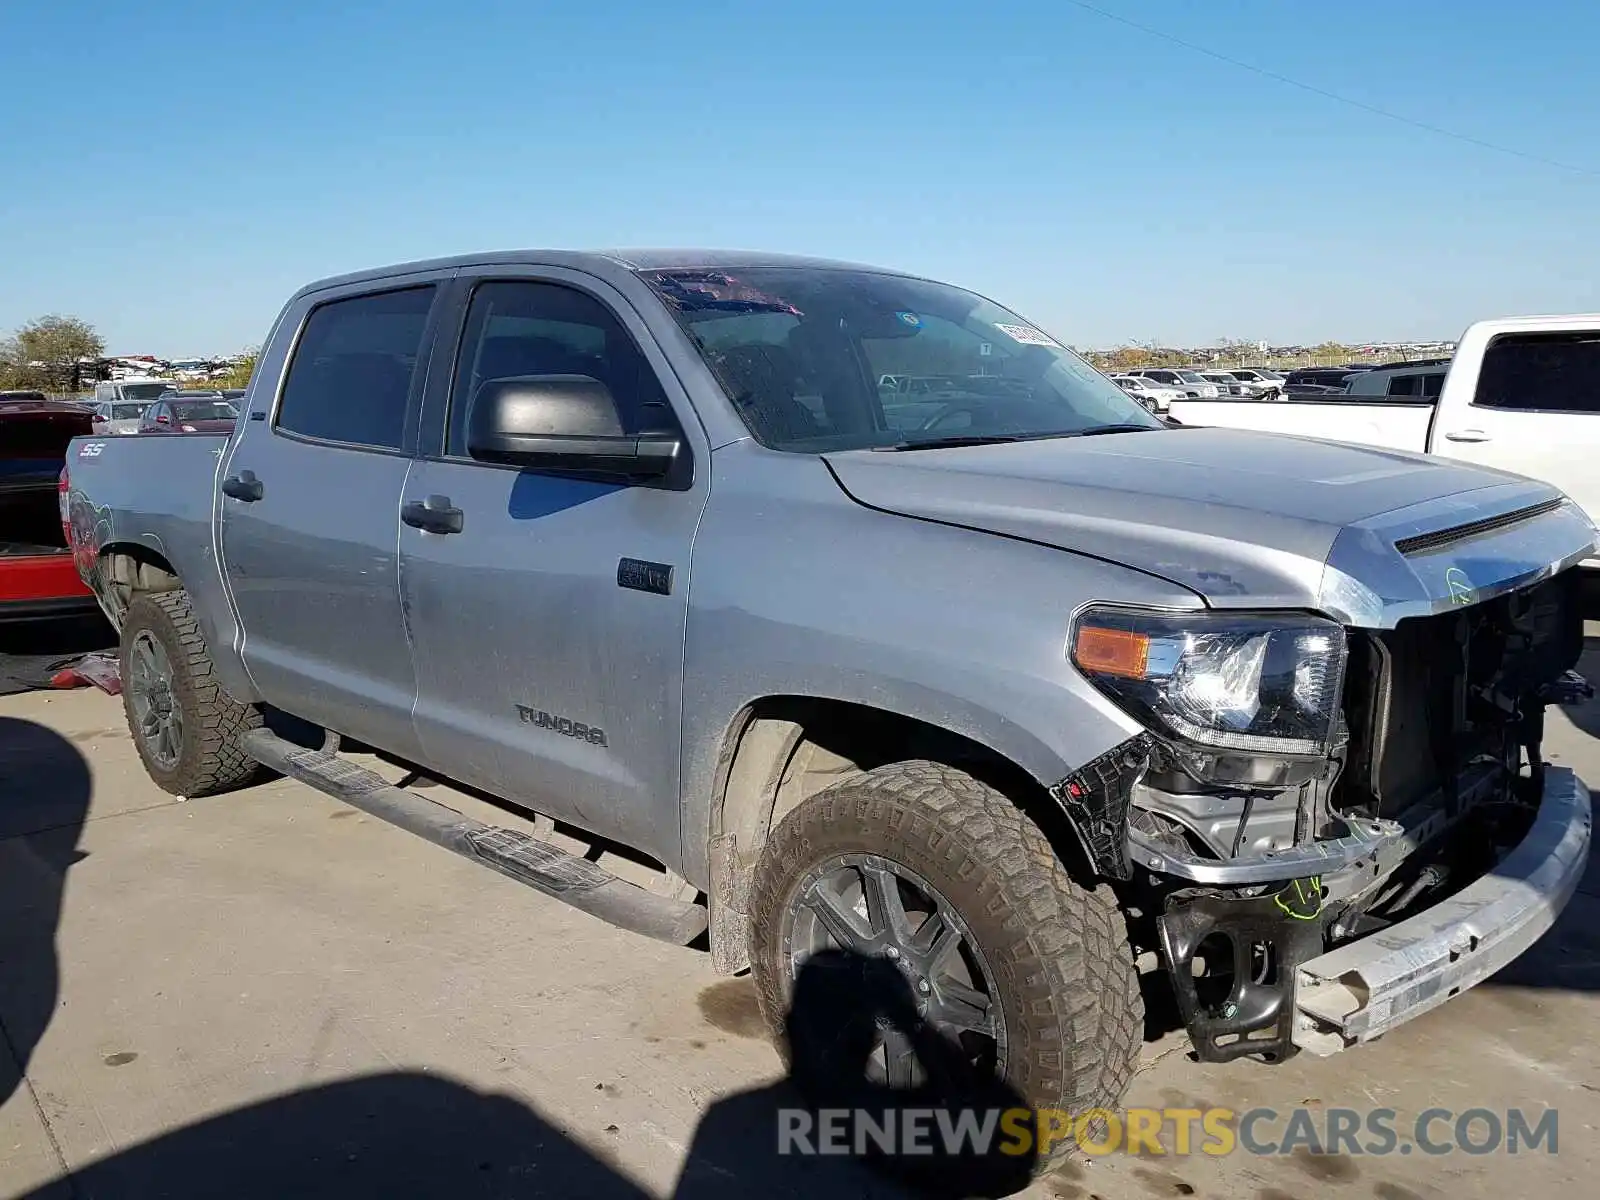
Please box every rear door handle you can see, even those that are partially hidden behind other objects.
[221,470,264,501]
[1442,429,1491,443]
[401,495,464,535]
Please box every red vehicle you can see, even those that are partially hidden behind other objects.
[138,393,239,434]
[0,397,101,623]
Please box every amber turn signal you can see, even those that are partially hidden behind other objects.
[1073,626,1150,680]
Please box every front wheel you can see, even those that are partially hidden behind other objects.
[748,761,1142,1171]
[121,590,263,797]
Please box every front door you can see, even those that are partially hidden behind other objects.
[399,272,706,865]
[220,280,444,758]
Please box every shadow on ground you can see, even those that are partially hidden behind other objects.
[0,705,1036,1198]
[1558,634,1600,740]
[7,952,1038,1199]
[1491,631,1600,993]
[0,716,91,1112]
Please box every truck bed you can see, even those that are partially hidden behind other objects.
[1167,396,1434,453]
[1,403,99,618]
[62,431,231,582]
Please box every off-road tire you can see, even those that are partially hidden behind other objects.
[749,759,1143,1170]
[120,590,263,796]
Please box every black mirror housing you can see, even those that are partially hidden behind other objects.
[467,375,690,488]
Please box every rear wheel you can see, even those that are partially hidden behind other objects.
[121,590,262,796]
[748,760,1142,1172]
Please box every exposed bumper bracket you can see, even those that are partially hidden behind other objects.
[1293,766,1591,1054]
[1128,810,1404,886]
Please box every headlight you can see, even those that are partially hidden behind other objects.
[1071,607,1347,756]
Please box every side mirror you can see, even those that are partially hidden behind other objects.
[467,375,688,487]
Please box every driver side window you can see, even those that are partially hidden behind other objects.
[446,280,675,456]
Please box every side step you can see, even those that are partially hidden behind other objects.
[241,728,707,946]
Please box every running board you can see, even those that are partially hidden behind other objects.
[240,728,707,946]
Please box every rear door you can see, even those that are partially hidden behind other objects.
[399,268,707,864]
[219,274,450,758]
[1433,329,1600,535]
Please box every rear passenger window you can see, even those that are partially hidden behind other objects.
[276,286,435,450]
[1386,374,1418,397]
[1475,332,1600,414]
[1421,372,1444,398]
[446,280,673,455]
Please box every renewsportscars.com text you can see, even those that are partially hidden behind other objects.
[777,1106,1559,1159]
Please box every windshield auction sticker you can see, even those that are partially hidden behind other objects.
[994,323,1061,348]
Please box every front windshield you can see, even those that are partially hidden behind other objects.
[1175,371,1207,383]
[642,267,1161,451]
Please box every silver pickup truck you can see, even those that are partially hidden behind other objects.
[64,251,1596,1155]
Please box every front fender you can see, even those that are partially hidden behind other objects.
[677,444,1203,885]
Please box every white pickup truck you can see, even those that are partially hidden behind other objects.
[1170,314,1600,567]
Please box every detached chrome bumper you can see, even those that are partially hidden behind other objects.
[1293,766,1591,1055]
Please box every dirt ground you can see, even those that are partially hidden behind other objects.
[2,638,1597,1199]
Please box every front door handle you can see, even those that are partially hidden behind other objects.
[401,495,464,535]
[1442,429,1491,443]
[221,470,264,501]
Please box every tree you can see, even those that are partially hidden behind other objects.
[1216,338,1256,364]
[1105,345,1155,371]
[209,348,259,390]
[0,315,105,392]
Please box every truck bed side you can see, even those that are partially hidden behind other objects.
[1166,397,1435,452]
[64,431,253,696]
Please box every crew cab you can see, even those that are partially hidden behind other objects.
[62,252,1596,1169]
[1170,315,1600,568]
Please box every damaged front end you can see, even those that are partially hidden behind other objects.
[1055,566,1592,1063]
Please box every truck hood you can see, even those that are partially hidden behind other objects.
[825,428,1598,628]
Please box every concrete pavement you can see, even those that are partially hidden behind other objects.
[3,642,1598,1199]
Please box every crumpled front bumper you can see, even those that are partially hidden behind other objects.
[1292,765,1591,1055]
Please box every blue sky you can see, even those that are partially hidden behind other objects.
[3,0,1597,354]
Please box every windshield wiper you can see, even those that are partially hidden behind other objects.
[874,434,1026,452]
[876,425,1160,452]
[1061,423,1162,437]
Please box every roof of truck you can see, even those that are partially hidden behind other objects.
[292,249,907,300]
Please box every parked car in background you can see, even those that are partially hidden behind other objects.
[1127,368,1218,398]
[93,378,171,412]
[1343,362,1448,400]
[1,396,100,623]
[0,389,51,405]
[1197,370,1249,396]
[1111,374,1186,412]
[1247,367,1287,393]
[1217,368,1285,398]
[92,398,154,435]
[139,393,240,434]
[1170,313,1600,568]
[1284,367,1367,397]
